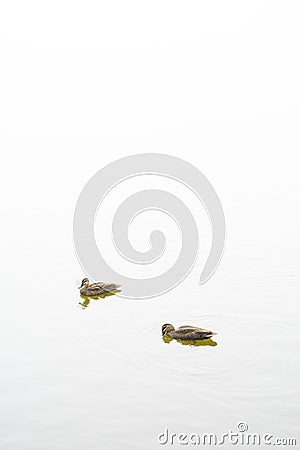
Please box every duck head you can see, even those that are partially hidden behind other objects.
[162,323,175,335]
[78,278,89,289]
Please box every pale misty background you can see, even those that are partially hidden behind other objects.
[0,2,299,450]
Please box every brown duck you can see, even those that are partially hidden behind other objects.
[79,278,121,297]
[162,323,217,341]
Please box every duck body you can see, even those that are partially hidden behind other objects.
[79,278,121,297]
[162,323,217,341]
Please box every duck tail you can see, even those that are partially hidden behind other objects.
[103,283,121,292]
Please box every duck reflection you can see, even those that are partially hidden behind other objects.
[78,296,91,309]
[78,290,121,309]
[162,335,217,347]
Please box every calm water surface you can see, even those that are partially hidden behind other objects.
[1,170,299,450]
[2,2,300,448]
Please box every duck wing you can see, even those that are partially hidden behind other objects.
[178,325,216,333]
[86,284,106,295]
[172,325,217,340]
[92,282,121,292]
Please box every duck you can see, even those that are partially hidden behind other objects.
[162,323,217,341]
[78,278,121,297]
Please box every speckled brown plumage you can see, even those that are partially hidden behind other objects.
[79,278,121,297]
[162,323,217,341]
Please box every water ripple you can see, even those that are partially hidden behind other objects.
[122,313,299,400]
